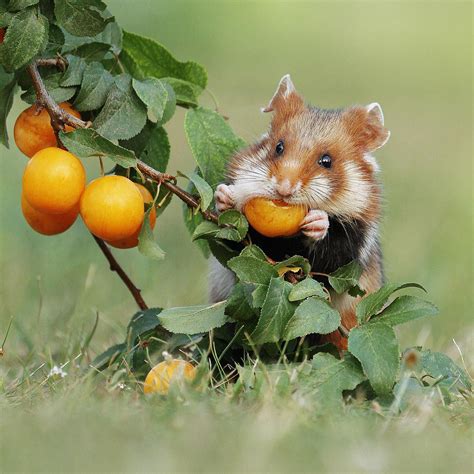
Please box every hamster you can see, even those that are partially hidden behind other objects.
[210,74,390,348]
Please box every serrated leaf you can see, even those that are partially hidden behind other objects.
[419,350,471,392]
[126,308,162,347]
[356,282,426,324]
[217,209,248,241]
[184,107,245,188]
[60,54,86,87]
[288,278,327,302]
[301,353,366,408]
[43,23,64,57]
[0,8,48,71]
[132,77,167,123]
[192,220,219,241]
[138,209,165,261]
[161,77,202,107]
[226,283,256,322]
[251,277,297,343]
[240,245,267,261]
[73,61,113,111]
[120,30,207,88]
[59,128,136,168]
[137,123,170,172]
[328,260,363,294]
[94,74,147,140]
[71,41,111,61]
[158,301,227,335]
[227,256,278,308]
[21,73,75,104]
[348,322,400,395]
[182,181,210,258]
[8,0,39,10]
[0,71,15,147]
[207,239,237,267]
[274,255,311,275]
[283,297,340,340]
[179,170,213,212]
[157,82,176,126]
[94,20,122,54]
[374,295,439,327]
[54,0,112,37]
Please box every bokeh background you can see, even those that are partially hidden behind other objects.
[1,0,472,361]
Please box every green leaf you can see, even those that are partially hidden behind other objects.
[288,277,327,302]
[137,123,170,172]
[184,107,245,188]
[157,82,176,125]
[59,128,136,168]
[126,308,162,347]
[179,170,213,212]
[227,256,278,308]
[132,77,168,123]
[121,121,170,173]
[302,353,366,408]
[120,30,207,88]
[328,260,363,294]
[161,77,202,107]
[138,209,165,261]
[74,61,113,111]
[71,41,111,62]
[95,20,122,55]
[94,74,147,140]
[348,322,400,395]
[215,209,249,242]
[0,8,48,71]
[251,277,297,343]
[54,0,112,37]
[90,342,126,371]
[182,184,209,258]
[192,220,219,241]
[356,282,426,324]
[60,54,86,87]
[158,301,227,335]
[226,283,256,322]
[0,70,15,147]
[43,23,65,58]
[8,0,39,10]
[283,297,340,340]
[374,295,439,327]
[274,255,311,275]
[240,245,267,261]
[21,73,76,104]
[419,350,471,392]
[207,239,238,266]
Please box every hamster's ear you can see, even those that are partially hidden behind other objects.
[343,103,390,152]
[262,74,304,114]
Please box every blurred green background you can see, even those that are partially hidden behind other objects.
[1,0,472,361]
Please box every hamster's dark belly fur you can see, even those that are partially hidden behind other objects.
[248,216,379,275]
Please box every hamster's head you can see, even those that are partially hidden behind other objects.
[228,75,390,220]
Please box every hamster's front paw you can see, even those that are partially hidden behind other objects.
[300,209,329,240]
[215,184,235,212]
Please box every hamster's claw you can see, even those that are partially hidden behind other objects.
[300,209,329,241]
[215,184,235,212]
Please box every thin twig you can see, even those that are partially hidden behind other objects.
[93,236,148,310]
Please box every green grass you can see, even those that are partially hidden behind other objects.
[1,1,472,472]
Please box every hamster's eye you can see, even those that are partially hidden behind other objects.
[318,154,332,169]
[275,140,284,156]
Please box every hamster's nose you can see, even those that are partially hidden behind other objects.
[276,179,294,198]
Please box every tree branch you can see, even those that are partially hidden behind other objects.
[92,236,148,310]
